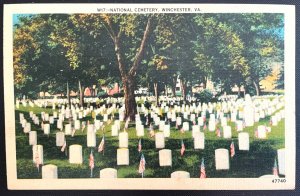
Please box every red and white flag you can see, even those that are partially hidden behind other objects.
[216,128,221,137]
[230,141,235,158]
[138,153,146,176]
[98,136,105,153]
[200,158,206,179]
[61,141,67,152]
[255,129,258,138]
[269,119,273,126]
[203,116,206,122]
[89,150,94,169]
[273,158,279,176]
[34,148,40,171]
[180,140,185,156]
[138,139,142,153]
[203,123,207,130]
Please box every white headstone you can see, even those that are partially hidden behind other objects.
[117,148,129,165]
[69,145,83,164]
[215,148,230,170]
[192,125,200,138]
[94,120,101,130]
[155,132,165,148]
[74,120,80,130]
[257,125,267,139]
[29,131,37,145]
[99,168,118,178]
[43,123,50,135]
[163,124,170,137]
[236,120,243,132]
[42,164,58,179]
[238,132,249,151]
[136,124,144,137]
[56,132,65,146]
[176,117,182,126]
[24,122,31,133]
[182,122,189,131]
[223,126,232,139]
[111,124,119,136]
[194,132,205,149]
[259,175,277,178]
[221,117,227,127]
[208,120,215,132]
[171,171,190,178]
[159,149,172,166]
[159,121,165,131]
[65,124,72,135]
[87,129,96,147]
[277,148,285,175]
[32,145,43,165]
[119,132,128,148]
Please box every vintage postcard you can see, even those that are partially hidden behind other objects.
[3,3,295,190]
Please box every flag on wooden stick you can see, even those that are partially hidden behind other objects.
[200,158,206,179]
[230,141,235,158]
[180,139,185,156]
[138,153,146,178]
[34,148,40,172]
[61,141,67,152]
[273,158,279,176]
[89,150,94,177]
[98,135,105,153]
[138,139,142,153]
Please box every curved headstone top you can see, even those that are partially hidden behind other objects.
[171,171,190,178]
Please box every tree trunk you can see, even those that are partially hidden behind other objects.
[67,81,71,107]
[237,85,241,97]
[180,79,187,102]
[123,76,137,121]
[154,82,158,106]
[165,84,168,96]
[253,81,260,96]
[172,77,176,97]
[78,80,84,107]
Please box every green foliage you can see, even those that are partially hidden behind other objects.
[194,89,214,103]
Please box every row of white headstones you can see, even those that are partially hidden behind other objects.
[18,94,285,178]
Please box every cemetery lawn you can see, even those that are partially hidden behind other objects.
[15,105,285,179]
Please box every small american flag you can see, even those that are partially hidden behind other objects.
[243,120,246,128]
[255,129,258,138]
[203,116,206,122]
[216,128,221,137]
[138,153,146,176]
[34,147,40,171]
[180,140,185,156]
[89,150,94,169]
[149,130,155,138]
[203,123,207,130]
[269,119,273,126]
[193,120,196,125]
[98,136,105,153]
[138,139,142,153]
[230,141,235,158]
[273,158,279,176]
[61,141,67,152]
[200,158,206,179]
[175,121,178,129]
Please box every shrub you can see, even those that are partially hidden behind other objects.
[194,89,214,103]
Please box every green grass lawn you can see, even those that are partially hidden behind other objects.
[15,104,285,179]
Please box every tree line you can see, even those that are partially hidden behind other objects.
[13,13,284,120]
